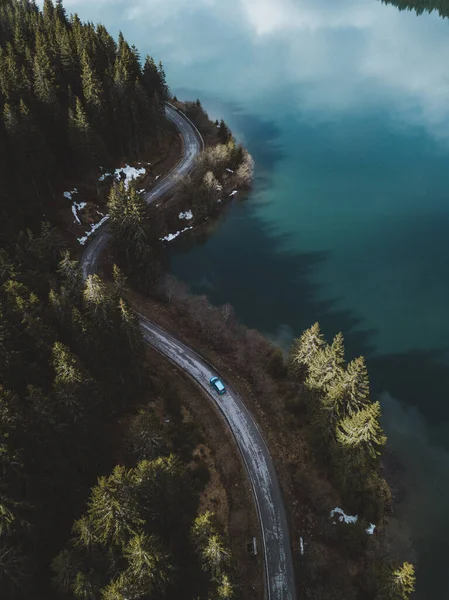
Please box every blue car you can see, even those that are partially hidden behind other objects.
[210,376,226,395]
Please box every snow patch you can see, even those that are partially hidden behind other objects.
[98,172,112,182]
[330,507,358,525]
[71,201,86,225]
[78,215,109,246]
[229,190,238,197]
[217,199,222,203]
[366,523,376,535]
[300,537,304,555]
[155,175,160,180]
[114,165,146,190]
[160,226,193,242]
[179,210,193,220]
[226,168,234,173]
[63,188,78,200]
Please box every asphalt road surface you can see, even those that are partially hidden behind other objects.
[80,103,296,600]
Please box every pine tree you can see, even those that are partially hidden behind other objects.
[0,543,29,596]
[217,573,235,599]
[324,356,370,419]
[108,183,152,263]
[112,264,127,296]
[33,30,57,105]
[306,332,345,391]
[86,465,142,547]
[83,274,112,326]
[376,562,416,600]
[81,50,102,111]
[126,407,166,460]
[52,549,79,594]
[191,511,217,550]
[290,322,325,368]
[217,119,232,144]
[52,341,94,422]
[72,570,97,600]
[58,250,83,300]
[123,533,171,595]
[336,401,387,458]
[200,535,231,580]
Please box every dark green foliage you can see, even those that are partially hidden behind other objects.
[217,119,232,144]
[381,0,449,18]
[0,0,168,238]
[0,247,148,599]
[108,182,163,290]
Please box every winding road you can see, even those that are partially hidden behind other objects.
[80,103,296,600]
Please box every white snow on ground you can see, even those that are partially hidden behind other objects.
[300,537,304,556]
[178,210,193,220]
[229,190,238,197]
[78,215,109,246]
[98,172,112,182]
[63,188,78,200]
[226,168,234,173]
[155,175,160,180]
[330,508,376,534]
[217,198,222,203]
[114,165,146,190]
[138,189,145,194]
[330,507,358,525]
[64,189,86,225]
[160,226,193,242]
[71,201,87,225]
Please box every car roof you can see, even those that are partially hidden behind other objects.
[214,379,225,390]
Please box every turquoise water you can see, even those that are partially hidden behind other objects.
[47,0,449,596]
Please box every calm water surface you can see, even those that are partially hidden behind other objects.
[56,0,449,596]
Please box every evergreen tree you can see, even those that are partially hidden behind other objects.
[86,466,142,547]
[216,573,235,600]
[191,511,216,550]
[123,533,172,596]
[336,401,387,458]
[200,534,231,580]
[290,322,325,368]
[376,562,416,600]
[81,50,102,111]
[324,356,370,419]
[306,332,345,391]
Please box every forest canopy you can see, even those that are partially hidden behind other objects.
[0,0,168,241]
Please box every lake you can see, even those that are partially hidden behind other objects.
[53,0,449,596]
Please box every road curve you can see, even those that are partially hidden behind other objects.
[139,317,296,600]
[80,103,296,600]
[80,103,202,279]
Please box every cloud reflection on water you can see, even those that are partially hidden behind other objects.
[52,0,449,141]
